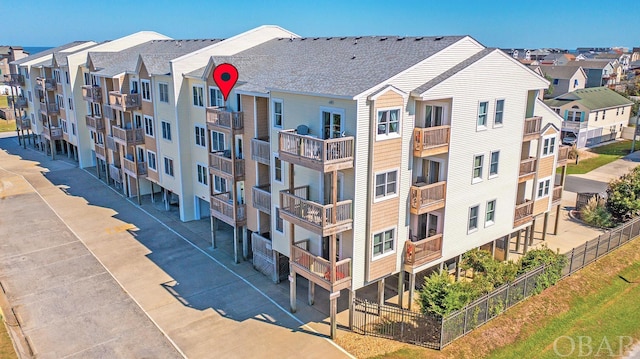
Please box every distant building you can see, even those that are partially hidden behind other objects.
[536,65,586,98]
[0,46,28,76]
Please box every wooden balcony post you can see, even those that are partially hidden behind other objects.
[289,268,297,313]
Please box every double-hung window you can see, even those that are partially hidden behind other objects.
[494,100,504,126]
[468,205,479,232]
[144,116,154,137]
[192,86,204,107]
[537,178,551,198]
[147,151,157,171]
[158,83,169,103]
[273,100,283,128]
[377,109,400,137]
[478,101,488,128]
[209,87,224,107]
[141,80,151,101]
[489,151,499,177]
[373,229,395,257]
[542,136,556,156]
[195,126,206,147]
[473,154,484,182]
[197,164,207,185]
[161,121,171,140]
[213,176,227,193]
[210,131,225,152]
[164,157,174,177]
[375,170,397,200]
[485,200,496,225]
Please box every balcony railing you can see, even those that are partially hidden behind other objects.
[3,74,25,86]
[8,96,27,109]
[85,115,104,131]
[103,104,115,121]
[514,200,534,226]
[409,181,446,215]
[17,116,30,129]
[404,234,443,271]
[290,244,351,291]
[36,77,56,91]
[279,129,354,172]
[519,157,537,181]
[42,127,63,140]
[252,185,271,214]
[413,126,450,157]
[108,91,140,111]
[82,85,102,103]
[523,116,542,140]
[111,125,144,146]
[94,143,106,160]
[562,121,587,132]
[206,107,243,131]
[123,157,147,178]
[251,138,270,165]
[40,103,59,115]
[208,152,244,180]
[109,165,122,182]
[557,145,571,166]
[280,185,352,236]
[210,192,246,226]
[552,185,563,204]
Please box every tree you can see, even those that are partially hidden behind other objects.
[606,167,640,222]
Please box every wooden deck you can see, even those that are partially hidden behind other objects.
[278,130,354,172]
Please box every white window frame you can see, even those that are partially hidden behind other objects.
[274,155,283,183]
[195,125,206,148]
[196,163,208,186]
[489,150,500,178]
[376,107,401,140]
[472,154,484,184]
[192,85,204,107]
[537,177,552,199]
[477,101,489,129]
[494,99,504,127]
[374,169,398,202]
[161,121,171,141]
[158,82,169,103]
[542,135,556,157]
[272,99,283,128]
[468,205,480,233]
[210,130,225,152]
[68,98,73,110]
[275,207,284,233]
[164,157,174,177]
[213,175,227,193]
[485,200,496,227]
[372,227,396,259]
[209,86,224,107]
[147,150,157,171]
[144,115,154,137]
[141,79,151,101]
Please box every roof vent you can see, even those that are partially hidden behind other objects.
[380,37,387,41]
[326,37,332,40]
[351,55,356,60]
[435,36,444,41]
[415,37,423,41]
[397,37,405,41]
[355,36,362,40]
[313,37,319,40]
[340,37,347,40]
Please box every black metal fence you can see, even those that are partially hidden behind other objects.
[352,215,640,350]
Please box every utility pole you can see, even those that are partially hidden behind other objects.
[632,115,639,152]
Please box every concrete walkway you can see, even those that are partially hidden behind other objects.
[0,134,352,358]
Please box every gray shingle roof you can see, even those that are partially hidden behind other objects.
[89,39,222,77]
[539,65,583,80]
[209,35,469,97]
[569,60,611,69]
[11,41,91,66]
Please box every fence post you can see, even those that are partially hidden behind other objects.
[400,305,405,341]
[523,273,528,299]
[582,241,589,269]
[439,316,445,350]
[485,295,490,322]
[505,283,510,309]
[363,300,367,334]
[595,235,601,259]
[463,307,468,334]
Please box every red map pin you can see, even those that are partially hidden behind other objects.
[212,63,238,101]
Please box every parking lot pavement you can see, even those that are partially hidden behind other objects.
[0,135,351,358]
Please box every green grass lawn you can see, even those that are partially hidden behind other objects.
[0,120,17,132]
[0,315,17,359]
[0,95,8,108]
[563,140,633,175]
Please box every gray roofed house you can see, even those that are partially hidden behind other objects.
[202,35,468,97]
[538,65,586,98]
[568,60,616,88]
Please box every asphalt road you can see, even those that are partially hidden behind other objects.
[563,175,609,194]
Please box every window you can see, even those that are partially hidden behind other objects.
[195,126,206,147]
[377,109,400,137]
[468,205,479,232]
[56,94,64,109]
[71,123,76,135]
[65,71,69,84]
[147,151,157,171]
[274,156,283,182]
[542,136,556,156]
[375,170,397,199]
[84,72,90,86]
[553,79,559,85]
[210,131,225,152]
[161,121,171,140]
[595,111,599,121]
[273,100,283,128]
[92,103,101,117]
[494,100,504,125]
[275,208,284,233]
[537,178,551,198]
[473,154,484,182]
[485,200,496,225]
[616,108,619,115]
[213,175,227,193]
[144,116,154,137]
[28,90,32,102]
[158,83,169,103]
[602,110,606,120]
[68,98,73,110]
[373,228,395,257]
[61,120,68,133]
[130,80,138,94]
[477,101,488,128]
[164,157,174,177]
[209,87,223,107]
[197,164,208,186]
[192,86,204,107]
[573,79,579,88]
[489,151,499,177]
[622,107,625,114]
[141,80,151,101]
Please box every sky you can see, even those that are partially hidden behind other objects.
[4,0,637,50]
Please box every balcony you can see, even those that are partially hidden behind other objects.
[518,157,537,182]
[413,126,450,157]
[123,157,147,178]
[252,185,271,214]
[8,96,27,109]
[106,135,118,152]
[108,91,140,111]
[552,185,563,205]
[557,145,571,166]
[42,127,63,140]
[39,103,59,116]
[514,200,534,227]
[562,121,587,132]
[82,85,102,103]
[279,186,352,236]
[210,192,246,226]
[85,115,105,131]
[3,74,24,86]
[103,104,115,121]
[94,143,106,160]
[404,234,443,273]
[208,152,244,180]
[251,138,270,165]
[36,77,56,91]
[523,116,542,141]
[290,242,352,292]
[409,181,446,215]
[17,116,30,130]
[111,125,144,146]
[206,107,243,132]
[278,130,354,172]
[109,165,122,183]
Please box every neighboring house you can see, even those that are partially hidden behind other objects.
[503,48,531,61]
[0,46,28,76]
[595,53,630,71]
[632,47,640,62]
[540,53,575,66]
[538,65,586,98]
[569,59,617,87]
[545,87,633,148]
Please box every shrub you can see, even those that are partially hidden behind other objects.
[419,271,476,316]
[581,196,615,228]
[518,245,568,293]
[606,167,640,222]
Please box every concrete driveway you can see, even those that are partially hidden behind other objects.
[0,134,351,359]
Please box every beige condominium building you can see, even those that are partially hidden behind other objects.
[6,27,570,339]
